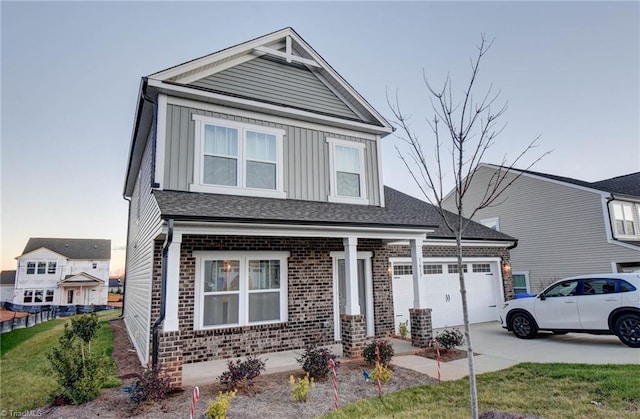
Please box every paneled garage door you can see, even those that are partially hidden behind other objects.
[392,259,502,332]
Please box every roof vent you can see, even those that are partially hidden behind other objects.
[65,244,69,247]
[94,245,98,249]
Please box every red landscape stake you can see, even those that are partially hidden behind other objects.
[189,386,199,419]
[430,340,442,383]
[375,346,382,397]
[329,358,339,410]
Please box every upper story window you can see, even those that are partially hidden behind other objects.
[92,262,98,269]
[480,217,500,231]
[47,262,57,274]
[26,262,36,274]
[611,201,638,238]
[37,262,46,274]
[191,115,286,199]
[327,138,368,205]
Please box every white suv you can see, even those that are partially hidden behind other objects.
[501,273,640,347]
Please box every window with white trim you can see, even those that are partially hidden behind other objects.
[512,271,530,294]
[480,217,500,231]
[45,290,54,302]
[47,262,57,274]
[191,115,286,198]
[326,138,368,204]
[194,252,289,329]
[26,262,35,275]
[472,263,491,273]
[447,264,468,274]
[611,201,638,237]
[37,262,46,274]
[23,289,54,303]
[23,290,33,303]
[393,264,412,276]
[423,264,443,275]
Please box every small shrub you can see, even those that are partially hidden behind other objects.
[370,365,393,384]
[206,390,237,419]
[289,373,314,402]
[47,313,114,405]
[362,339,394,367]
[129,364,174,404]
[296,344,339,380]
[435,328,465,351]
[218,355,266,393]
[399,321,409,339]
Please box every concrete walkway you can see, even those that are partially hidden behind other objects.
[183,322,639,386]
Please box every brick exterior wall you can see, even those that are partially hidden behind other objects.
[148,234,512,384]
[340,314,366,358]
[409,308,433,348]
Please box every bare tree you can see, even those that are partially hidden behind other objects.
[388,35,550,418]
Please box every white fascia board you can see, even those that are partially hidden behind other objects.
[388,238,516,248]
[164,93,388,139]
[149,29,294,81]
[164,221,431,241]
[17,247,69,261]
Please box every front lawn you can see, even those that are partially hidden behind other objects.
[324,363,640,418]
[0,309,122,411]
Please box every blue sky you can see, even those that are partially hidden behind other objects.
[2,1,638,274]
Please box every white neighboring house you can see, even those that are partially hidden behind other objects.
[1,271,16,302]
[12,238,111,306]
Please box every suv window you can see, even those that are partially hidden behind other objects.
[581,279,617,295]
[620,280,637,292]
[544,280,578,297]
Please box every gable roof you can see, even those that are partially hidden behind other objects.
[148,27,392,130]
[21,238,111,260]
[0,271,16,286]
[482,164,640,198]
[153,186,514,243]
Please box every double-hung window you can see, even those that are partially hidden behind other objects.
[191,115,286,198]
[194,251,289,329]
[26,262,35,274]
[37,262,46,274]
[611,201,637,237]
[327,138,368,204]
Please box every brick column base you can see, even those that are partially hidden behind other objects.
[409,308,433,348]
[340,314,366,358]
[158,330,183,388]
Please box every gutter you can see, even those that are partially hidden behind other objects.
[152,218,173,367]
[119,196,132,318]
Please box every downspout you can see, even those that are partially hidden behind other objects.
[120,195,132,318]
[605,194,617,242]
[152,218,173,368]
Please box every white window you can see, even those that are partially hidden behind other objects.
[423,264,443,275]
[23,290,33,303]
[92,262,98,269]
[612,202,637,237]
[194,251,289,329]
[480,217,500,231]
[45,290,54,302]
[191,115,286,198]
[37,262,46,274]
[512,271,530,294]
[393,264,413,276]
[47,262,57,274]
[472,263,492,273]
[447,264,468,274]
[26,262,35,275]
[327,138,368,204]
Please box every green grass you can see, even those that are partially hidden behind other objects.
[0,309,122,411]
[323,363,640,418]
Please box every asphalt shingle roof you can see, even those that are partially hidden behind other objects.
[0,270,16,286]
[21,238,111,260]
[153,186,514,242]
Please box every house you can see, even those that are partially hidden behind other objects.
[442,163,640,294]
[1,271,16,303]
[108,277,122,293]
[122,28,517,386]
[12,238,111,307]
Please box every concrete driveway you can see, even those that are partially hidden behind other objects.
[392,321,639,381]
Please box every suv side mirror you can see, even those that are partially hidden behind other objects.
[539,294,546,301]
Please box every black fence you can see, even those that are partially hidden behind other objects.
[0,302,115,334]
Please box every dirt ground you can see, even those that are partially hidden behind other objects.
[40,319,530,419]
[40,318,439,418]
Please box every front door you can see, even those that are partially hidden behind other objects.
[67,289,74,304]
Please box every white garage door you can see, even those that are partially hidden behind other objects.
[392,259,501,332]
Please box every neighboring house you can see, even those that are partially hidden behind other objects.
[122,27,517,386]
[442,163,640,294]
[12,238,111,307]
[0,271,16,302]
[108,277,122,293]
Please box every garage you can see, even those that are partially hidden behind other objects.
[391,257,504,333]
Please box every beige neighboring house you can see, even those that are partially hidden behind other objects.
[13,238,111,306]
[442,164,640,294]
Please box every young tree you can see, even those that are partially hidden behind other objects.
[388,35,550,418]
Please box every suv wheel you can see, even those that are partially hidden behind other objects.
[510,312,538,339]
[615,314,640,348]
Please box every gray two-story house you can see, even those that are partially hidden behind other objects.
[122,28,516,386]
[443,163,640,295]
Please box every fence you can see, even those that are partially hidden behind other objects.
[0,303,114,334]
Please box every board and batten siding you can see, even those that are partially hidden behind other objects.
[124,128,163,366]
[189,56,361,121]
[443,166,640,293]
[163,104,382,206]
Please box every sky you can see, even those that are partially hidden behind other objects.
[2,1,639,275]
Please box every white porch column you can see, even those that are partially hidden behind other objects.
[343,236,361,315]
[164,232,182,332]
[411,238,426,308]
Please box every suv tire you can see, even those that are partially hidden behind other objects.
[510,312,538,339]
[615,314,640,348]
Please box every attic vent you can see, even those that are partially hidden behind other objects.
[65,244,69,247]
